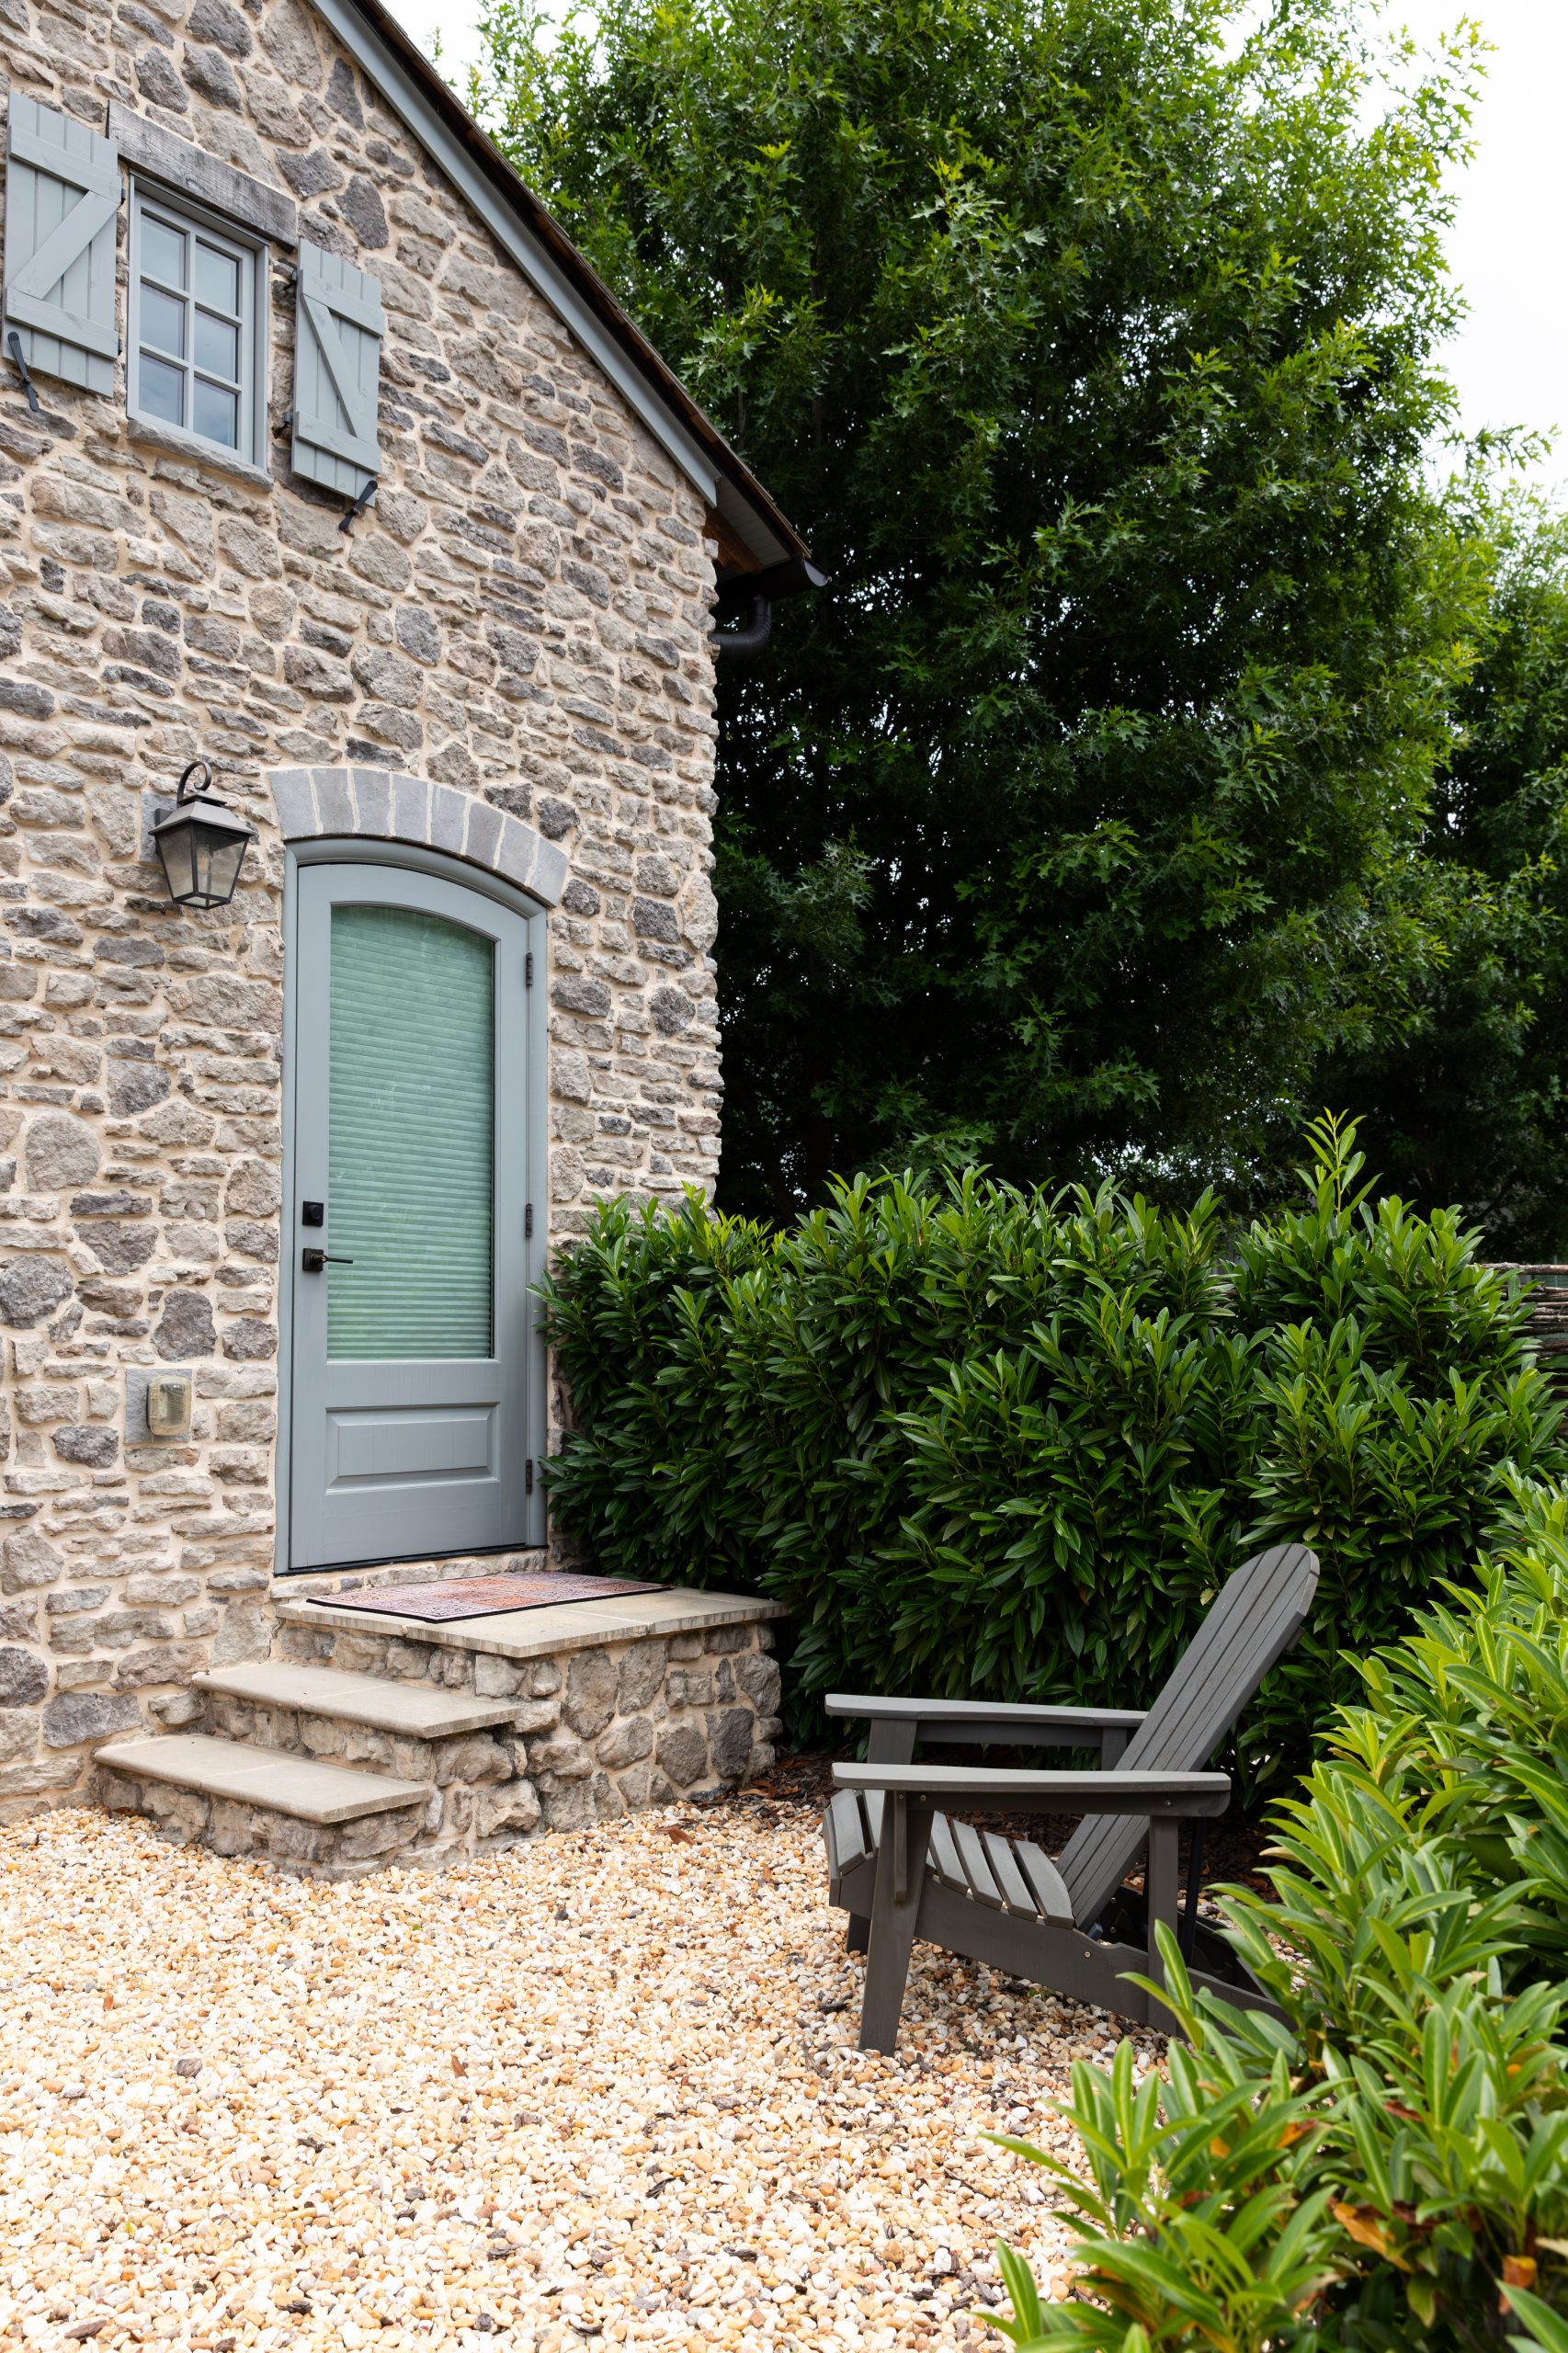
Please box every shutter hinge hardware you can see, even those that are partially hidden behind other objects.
[525,950,534,988]
[525,1459,535,1495]
[525,1202,534,1239]
[338,475,379,535]
[6,332,40,417]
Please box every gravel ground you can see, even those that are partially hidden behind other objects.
[0,1782,1165,2352]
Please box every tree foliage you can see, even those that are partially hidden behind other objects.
[478,0,1498,1213]
[1329,490,1568,1256]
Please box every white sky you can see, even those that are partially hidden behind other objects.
[383,0,1568,495]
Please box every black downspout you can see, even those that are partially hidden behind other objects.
[709,593,772,661]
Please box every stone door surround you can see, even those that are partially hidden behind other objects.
[270,767,568,907]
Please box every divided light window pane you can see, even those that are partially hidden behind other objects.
[326,905,495,1362]
[131,190,254,459]
[193,379,238,448]
[138,354,183,426]
[142,285,186,358]
[141,216,186,290]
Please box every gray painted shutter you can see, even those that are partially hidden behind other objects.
[291,237,383,500]
[3,97,120,395]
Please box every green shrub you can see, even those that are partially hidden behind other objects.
[540,1118,1566,1783]
[988,1489,1568,2349]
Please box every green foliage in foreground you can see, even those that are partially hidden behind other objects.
[540,1120,1566,1788]
[988,1488,1568,2348]
[478,0,1491,1216]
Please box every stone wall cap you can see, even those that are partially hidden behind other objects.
[275,1584,787,1664]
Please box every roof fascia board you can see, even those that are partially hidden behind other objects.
[310,0,721,507]
[713,477,788,569]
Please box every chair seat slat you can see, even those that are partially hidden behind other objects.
[927,1811,968,1890]
[1013,1840,1075,1927]
[950,1818,1006,1909]
[980,1831,1040,1916]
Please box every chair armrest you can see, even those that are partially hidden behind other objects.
[824,1693,1145,1736]
[833,1761,1230,1817]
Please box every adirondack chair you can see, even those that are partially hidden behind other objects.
[822,1542,1320,2052]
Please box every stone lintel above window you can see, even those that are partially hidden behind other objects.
[107,101,298,246]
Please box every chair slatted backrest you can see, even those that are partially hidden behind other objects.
[1056,1543,1320,1927]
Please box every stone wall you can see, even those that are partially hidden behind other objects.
[0,0,725,1818]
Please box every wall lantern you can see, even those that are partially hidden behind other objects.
[151,762,256,911]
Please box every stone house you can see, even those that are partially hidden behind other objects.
[0,0,807,1857]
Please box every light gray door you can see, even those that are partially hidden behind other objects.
[289,862,533,1569]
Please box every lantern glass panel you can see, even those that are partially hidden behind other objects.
[154,816,199,905]
[198,821,252,907]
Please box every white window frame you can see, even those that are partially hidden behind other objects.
[126,180,267,467]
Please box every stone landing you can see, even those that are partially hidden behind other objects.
[96,1586,786,1876]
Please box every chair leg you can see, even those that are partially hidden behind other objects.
[846,1913,869,1954]
[1178,1822,1205,1964]
[858,1796,931,2055]
[1146,1817,1179,2015]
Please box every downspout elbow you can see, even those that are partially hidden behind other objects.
[709,593,773,660]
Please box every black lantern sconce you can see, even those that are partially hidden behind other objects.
[151,762,256,911]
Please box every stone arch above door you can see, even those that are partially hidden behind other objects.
[269,767,568,907]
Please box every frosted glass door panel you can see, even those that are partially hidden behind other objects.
[327,904,494,1360]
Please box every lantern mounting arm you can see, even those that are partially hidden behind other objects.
[175,759,215,803]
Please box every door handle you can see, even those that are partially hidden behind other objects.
[301,1249,354,1273]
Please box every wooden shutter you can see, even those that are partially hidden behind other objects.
[3,97,120,394]
[291,237,383,499]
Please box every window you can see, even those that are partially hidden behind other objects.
[127,183,264,463]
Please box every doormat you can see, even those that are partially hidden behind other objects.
[311,1573,666,1624]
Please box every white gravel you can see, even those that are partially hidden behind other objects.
[0,1794,1161,2349]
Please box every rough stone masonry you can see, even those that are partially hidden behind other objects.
[96,1610,789,1871]
[0,0,746,1817]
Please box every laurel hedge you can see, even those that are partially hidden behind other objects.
[540,1119,1567,1790]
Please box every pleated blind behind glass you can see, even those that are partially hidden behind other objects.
[327,904,494,1360]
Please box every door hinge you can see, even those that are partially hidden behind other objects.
[525,1201,534,1239]
[525,1458,534,1495]
[525,950,534,988]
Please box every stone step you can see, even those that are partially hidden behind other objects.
[96,1734,428,1824]
[193,1662,528,1740]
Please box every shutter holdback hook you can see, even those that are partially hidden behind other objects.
[6,332,40,417]
[339,476,379,535]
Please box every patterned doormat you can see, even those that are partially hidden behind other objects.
[310,1573,665,1623]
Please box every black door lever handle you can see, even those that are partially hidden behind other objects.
[301,1249,354,1272]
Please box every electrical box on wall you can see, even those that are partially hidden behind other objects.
[126,1366,193,1442]
[147,1374,193,1438]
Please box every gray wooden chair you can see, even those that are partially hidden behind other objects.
[822,1542,1319,2051]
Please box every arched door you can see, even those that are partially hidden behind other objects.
[288,860,534,1569]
